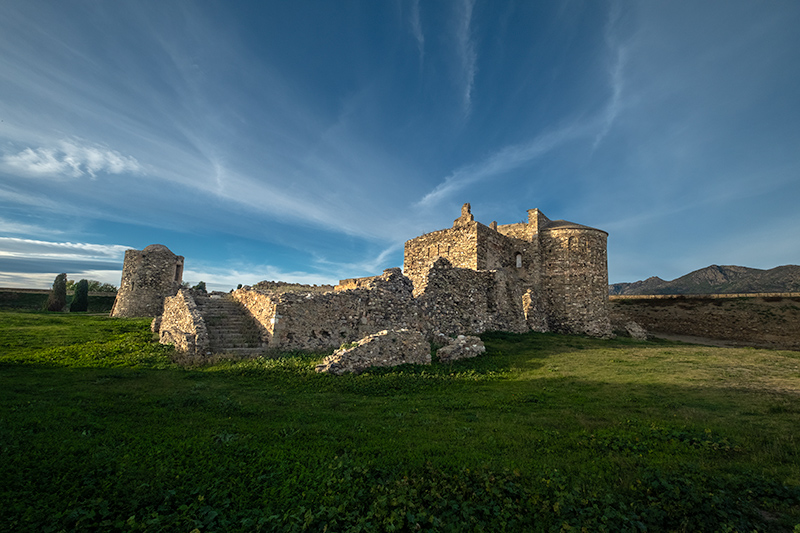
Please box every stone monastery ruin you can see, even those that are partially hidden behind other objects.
[112,204,612,370]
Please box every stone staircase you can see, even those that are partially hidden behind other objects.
[194,294,267,357]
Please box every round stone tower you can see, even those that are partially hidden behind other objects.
[110,244,184,317]
[538,222,611,336]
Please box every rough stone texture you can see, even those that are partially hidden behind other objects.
[415,258,528,337]
[111,244,184,317]
[193,294,266,357]
[159,289,210,355]
[315,329,431,375]
[232,268,422,352]
[404,204,611,337]
[155,204,612,356]
[624,321,648,340]
[437,335,486,363]
[538,226,611,336]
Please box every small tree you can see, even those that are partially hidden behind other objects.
[192,281,207,293]
[45,273,68,312]
[70,279,89,312]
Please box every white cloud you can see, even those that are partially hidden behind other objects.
[593,1,632,149]
[3,139,143,178]
[454,0,477,117]
[416,120,591,209]
[0,237,130,261]
[182,264,339,293]
[0,217,66,237]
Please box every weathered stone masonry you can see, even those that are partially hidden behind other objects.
[403,204,610,337]
[111,244,184,318]
[150,204,612,356]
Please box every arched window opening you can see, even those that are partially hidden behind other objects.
[515,253,523,268]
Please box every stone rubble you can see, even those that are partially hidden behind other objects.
[436,334,486,363]
[314,329,431,375]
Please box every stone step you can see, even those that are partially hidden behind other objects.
[194,294,265,355]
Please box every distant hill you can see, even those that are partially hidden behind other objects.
[609,265,800,295]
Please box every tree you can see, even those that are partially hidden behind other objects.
[192,281,207,293]
[70,279,89,312]
[45,273,68,312]
[86,280,117,293]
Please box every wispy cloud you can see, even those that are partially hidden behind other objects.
[593,2,628,149]
[0,237,131,288]
[0,237,130,261]
[409,0,424,68]
[183,263,339,293]
[3,139,143,178]
[454,0,477,117]
[416,120,591,208]
[0,217,66,237]
[310,241,406,280]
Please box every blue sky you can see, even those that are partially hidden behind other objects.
[1,0,799,291]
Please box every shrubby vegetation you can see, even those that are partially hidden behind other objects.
[1,311,798,531]
[44,272,68,311]
[69,279,89,312]
[66,278,118,293]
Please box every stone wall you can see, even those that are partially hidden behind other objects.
[228,288,278,344]
[159,289,209,355]
[335,274,383,292]
[111,244,184,317]
[233,268,423,352]
[539,228,611,336]
[609,295,800,351]
[403,224,479,295]
[153,204,613,356]
[416,258,528,336]
[230,262,530,352]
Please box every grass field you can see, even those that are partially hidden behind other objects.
[1,310,799,532]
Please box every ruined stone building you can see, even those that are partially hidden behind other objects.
[144,204,612,357]
[110,244,184,318]
[402,204,611,336]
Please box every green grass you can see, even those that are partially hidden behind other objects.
[1,311,799,532]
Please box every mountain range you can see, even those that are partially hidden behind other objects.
[609,265,800,296]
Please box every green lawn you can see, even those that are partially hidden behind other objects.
[1,311,798,532]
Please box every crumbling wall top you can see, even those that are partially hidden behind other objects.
[453,202,475,227]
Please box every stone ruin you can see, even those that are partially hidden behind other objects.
[116,204,612,372]
[111,244,184,318]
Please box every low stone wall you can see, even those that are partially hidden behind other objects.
[609,296,800,351]
[610,292,800,300]
[159,289,210,355]
[230,288,278,344]
[233,268,423,352]
[230,261,530,352]
[335,274,383,292]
